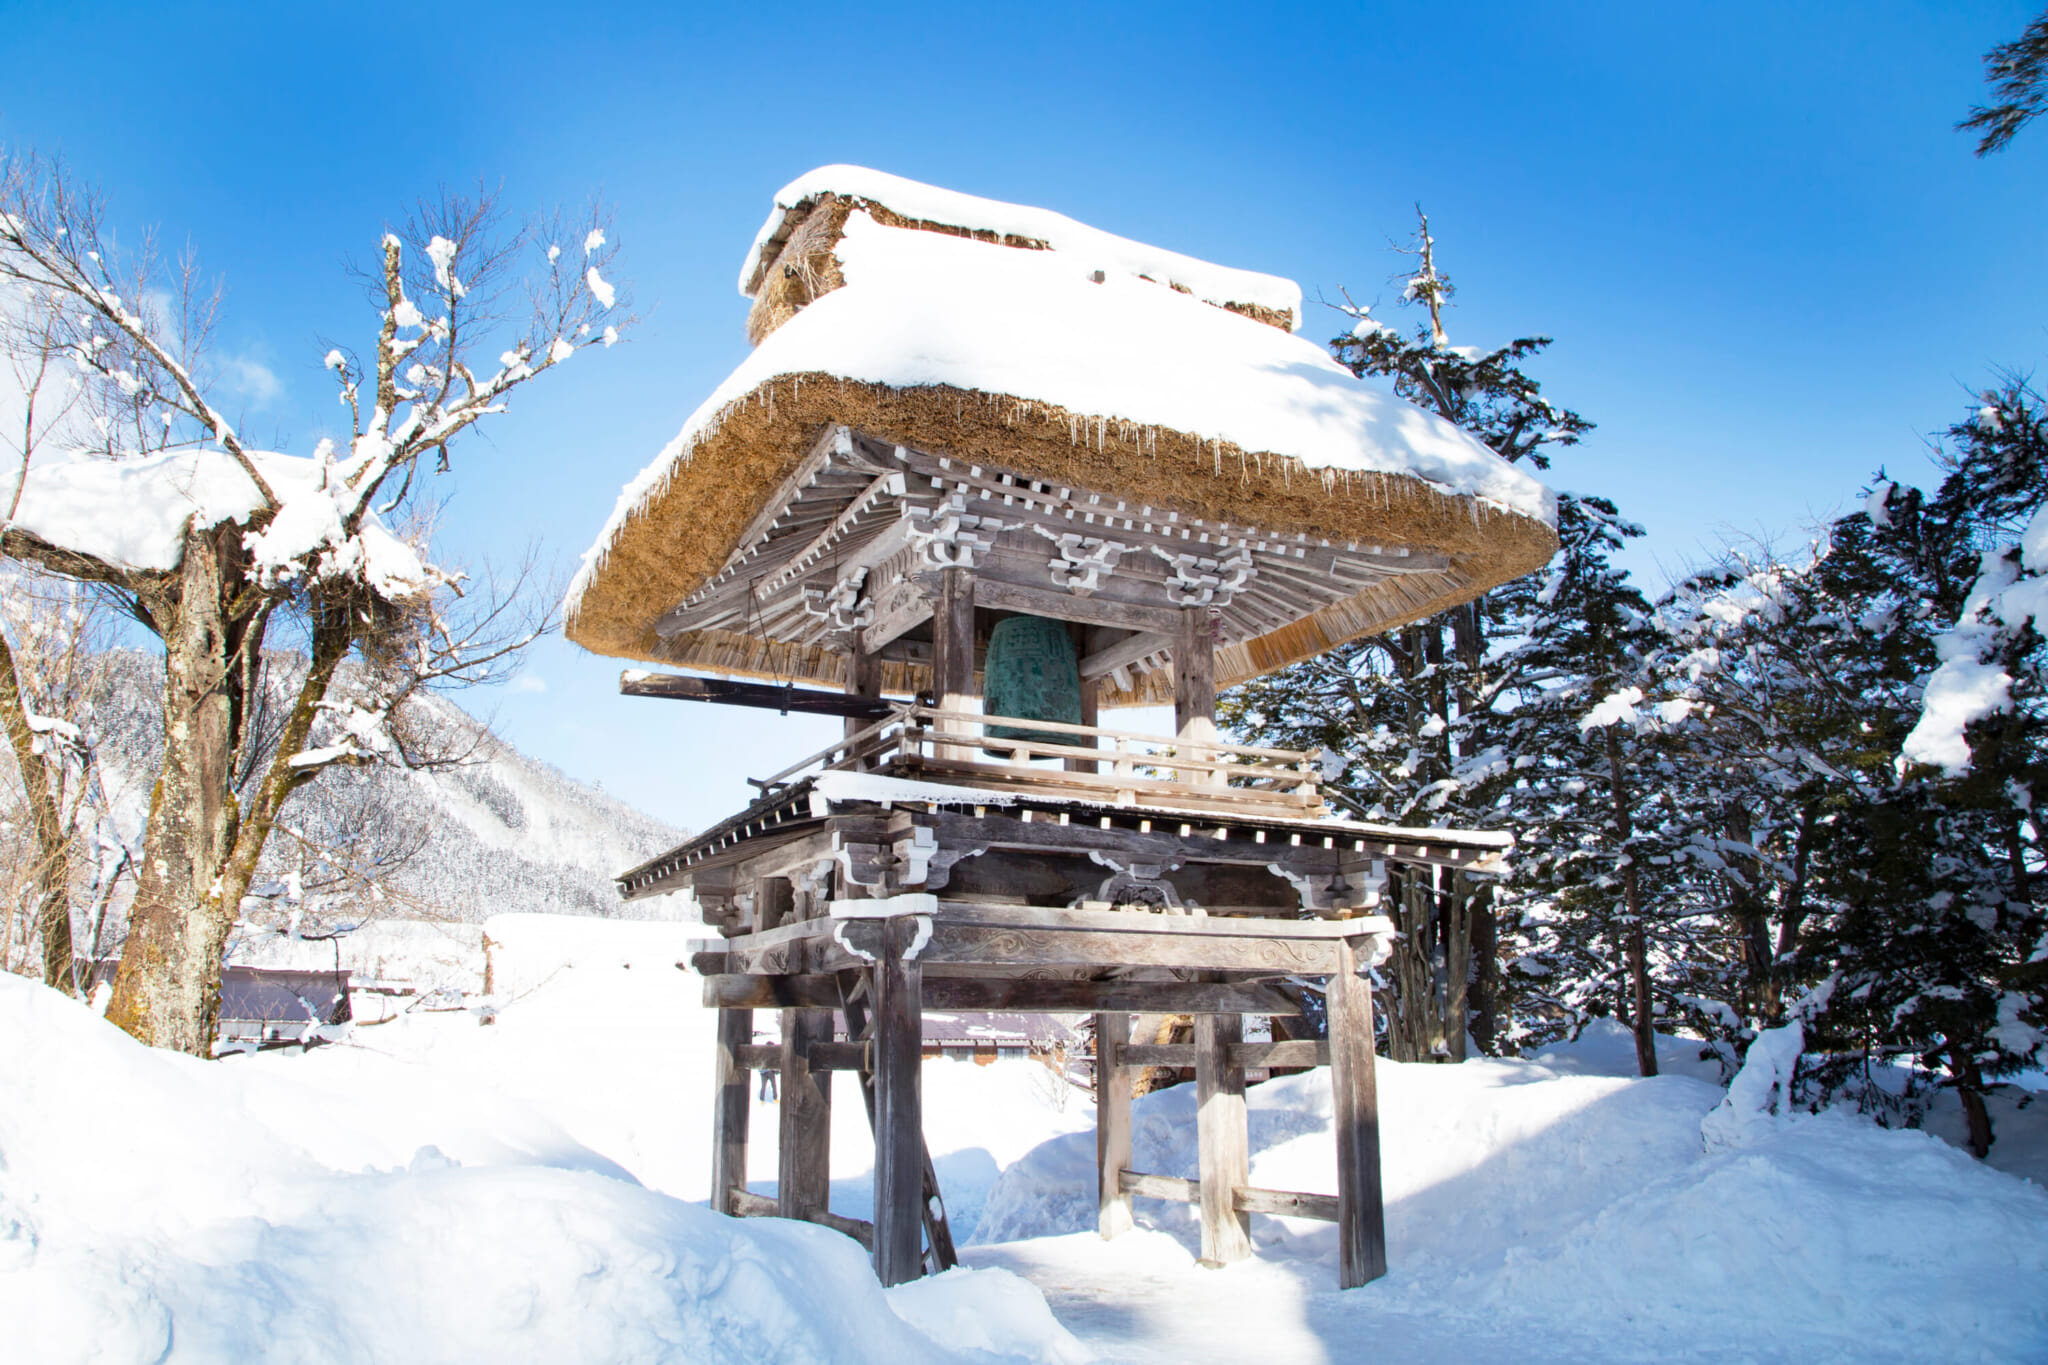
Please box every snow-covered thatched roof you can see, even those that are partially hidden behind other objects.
[565,168,1557,688]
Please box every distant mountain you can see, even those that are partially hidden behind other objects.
[85,652,685,932]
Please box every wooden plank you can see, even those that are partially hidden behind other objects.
[871,915,926,1286]
[778,1006,834,1219]
[1234,1040,1329,1069]
[621,672,893,719]
[973,577,1185,634]
[1114,1043,1194,1069]
[702,973,1307,1016]
[1328,936,1388,1287]
[711,1007,753,1217]
[1195,1011,1253,1265]
[1232,1187,1340,1222]
[1096,1013,1134,1240]
[1120,1169,1199,1203]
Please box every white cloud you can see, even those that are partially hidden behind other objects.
[221,354,281,409]
[509,674,547,695]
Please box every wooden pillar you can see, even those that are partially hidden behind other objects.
[1194,1010,1252,1265]
[1095,1011,1134,1238]
[711,1006,753,1216]
[871,914,926,1285]
[1328,935,1388,1287]
[932,567,976,726]
[1066,673,1101,775]
[778,1006,833,1219]
[847,643,883,768]
[1175,607,1220,786]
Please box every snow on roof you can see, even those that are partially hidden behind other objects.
[737,164,1305,331]
[571,210,1553,611]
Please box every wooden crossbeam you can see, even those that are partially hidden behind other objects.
[620,672,894,719]
[1113,1039,1330,1069]
[728,1187,876,1248]
[699,974,1307,1015]
[1115,1171,1340,1223]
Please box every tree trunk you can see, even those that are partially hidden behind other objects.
[1602,725,1658,1077]
[1469,881,1499,1055]
[0,627,73,992]
[106,529,247,1055]
[1948,1038,1995,1159]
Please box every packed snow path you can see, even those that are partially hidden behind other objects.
[4,915,2044,1364]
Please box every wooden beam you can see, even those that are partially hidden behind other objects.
[702,972,1308,1015]
[729,1188,876,1249]
[1328,936,1388,1287]
[778,1006,833,1219]
[711,1007,753,1218]
[1096,1013,1134,1239]
[973,576,1185,635]
[823,921,1343,976]
[621,672,893,719]
[1079,631,1171,680]
[1234,1186,1339,1222]
[871,915,926,1286]
[1195,1010,1253,1266]
[1119,1169,1199,1203]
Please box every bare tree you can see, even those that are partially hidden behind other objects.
[0,150,628,1053]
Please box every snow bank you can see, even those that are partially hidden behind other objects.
[738,164,1302,329]
[0,961,1086,1364]
[975,1035,2048,1360]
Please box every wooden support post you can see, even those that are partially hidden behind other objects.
[933,567,976,746]
[1096,1011,1134,1238]
[1067,673,1101,775]
[1175,607,1221,787]
[871,915,926,1285]
[711,1006,753,1216]
[777,1006,833,1219]
[847,645,883,770]
[1328,936,1388,1287]
[1194,1010,1253,1265]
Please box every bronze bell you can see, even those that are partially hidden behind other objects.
[982,614,1083,749]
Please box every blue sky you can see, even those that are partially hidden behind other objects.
[4,2,2044,832]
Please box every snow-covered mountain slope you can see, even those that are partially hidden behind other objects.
[84,651,683,928]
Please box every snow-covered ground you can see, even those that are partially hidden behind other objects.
[5,914,2045,1363]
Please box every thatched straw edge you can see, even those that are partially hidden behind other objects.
[565,372,1558,700]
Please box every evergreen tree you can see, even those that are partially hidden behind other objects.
[1224,211,1591,1060]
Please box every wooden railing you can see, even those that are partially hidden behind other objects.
[751,704,1325,816]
